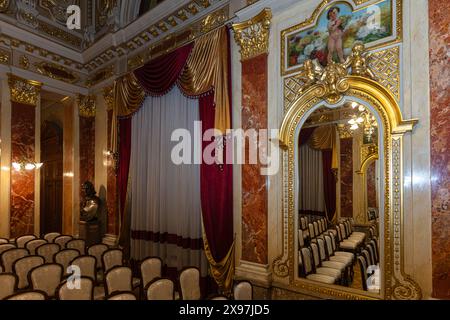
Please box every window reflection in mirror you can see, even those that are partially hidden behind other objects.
[297,101,381,294]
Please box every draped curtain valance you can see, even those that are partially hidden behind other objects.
[112,26,234,296]
[304,124,338,170]
[111,27,230,153]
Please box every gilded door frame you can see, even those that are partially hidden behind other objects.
[273,75,422,300]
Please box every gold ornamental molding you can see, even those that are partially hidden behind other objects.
[7,74,42,106]
[102,85,114,111]
[77,94,96,118]
[232,8,272,61]
[274,43,422,300]
[0,48,10,65]
[86,65,114,87]
[357,143,379,174]
[0,0,9,12]
[35,61,79,84]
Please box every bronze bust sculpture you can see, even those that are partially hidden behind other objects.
[80,181,101,222]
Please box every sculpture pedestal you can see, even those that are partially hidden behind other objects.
[79,220,101,247]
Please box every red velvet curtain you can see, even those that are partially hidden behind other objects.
[322,149,336,221]
[133,43,193,96]
[118,118,132,222]
[199,93,233,262]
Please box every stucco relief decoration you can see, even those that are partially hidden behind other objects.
[294,42,376,104]
[8,74,42,106]
[0,0,10,12]
[16,0,39,28]
[77,94,96,118]
[39,0,80,25]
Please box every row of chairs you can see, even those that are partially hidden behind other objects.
[1,233,254,300]
[299,228,355,285]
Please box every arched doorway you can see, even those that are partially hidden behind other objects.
[40,121,63,235]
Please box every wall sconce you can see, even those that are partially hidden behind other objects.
[11,161,43,171]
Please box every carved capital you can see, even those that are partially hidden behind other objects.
[8,73,41,106]
[77,94,96,118]
[232,8,272,61]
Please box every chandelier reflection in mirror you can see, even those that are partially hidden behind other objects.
[347,102,378,144]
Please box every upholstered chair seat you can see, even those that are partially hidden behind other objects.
[13,255,44,290]
[57,277,94,300]
[54,249,80,276]
[43,232,61,243]
[26,239,47,255]
[1,248,29,273]
[29,263,63,298]
[108,292,137,300]
[233,281,253,300]
[70,255,96,281]
[6,290,46,300]
[67,239,86,255]
[209,295,228,300]
[306,273,336,284]
[36,243,60,263]
[300,247,339,283]
[0,244,16,255]
[140,257,162,289]
[16,235,37,248]
[146,278,175,300]
[179,267,201,300]
[54,235,73,249]
[105,266,133,296]
[102,249,123,274]
[88,244,108,270]
[0,273,17,299]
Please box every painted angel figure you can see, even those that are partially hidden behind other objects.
[344,43,376,79]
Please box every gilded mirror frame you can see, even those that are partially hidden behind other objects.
[273,72,422,299]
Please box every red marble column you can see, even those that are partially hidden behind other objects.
[79,116,95,199]
[241,54,268,264]
[10,102,35,237]
[107,110,118,235]
[340,138,353,217]
[429,0,450,299]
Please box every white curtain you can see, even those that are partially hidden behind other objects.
[130,86,207,276]
[298,143,325,213]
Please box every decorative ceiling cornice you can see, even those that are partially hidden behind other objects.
[0,0,230,90]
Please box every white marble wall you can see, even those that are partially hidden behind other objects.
[232,0,433,298]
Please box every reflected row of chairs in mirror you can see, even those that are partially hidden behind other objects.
[298,216,379,290]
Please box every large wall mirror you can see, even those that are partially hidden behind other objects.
[296,101,382,296]
[273,47,423,299]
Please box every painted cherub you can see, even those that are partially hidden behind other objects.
[344,42,376,79]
